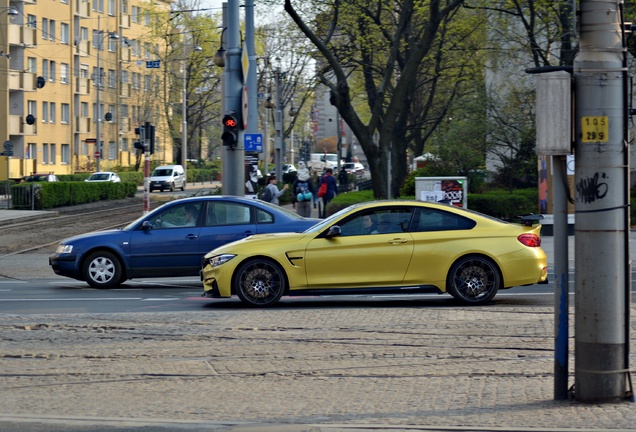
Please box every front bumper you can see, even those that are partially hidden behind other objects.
[49,255,82,279]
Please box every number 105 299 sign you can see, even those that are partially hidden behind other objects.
[581,116,609,143]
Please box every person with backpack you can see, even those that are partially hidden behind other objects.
[317,168,338,218]
[260,175,288,205]
[291,162,316,217]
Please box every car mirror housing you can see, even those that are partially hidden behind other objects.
[141,220,151,231]
[326,225,341,239]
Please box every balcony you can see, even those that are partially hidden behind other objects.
[120,83,131,98]
[74,116,91,134]
[8,71,36,92]
[9,115,37,136]
[74,0,91,18]
[74,40,90,57]
[75,77,90,95]
[9,25,37,47]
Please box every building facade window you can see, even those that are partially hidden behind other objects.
[43,143,49,164]
[27,100,37,117]
[81,140,88,156]
[108,0,115,15]
[42,102,49,122]
[49,20,56,41]
[144,75,151,91]
[49,61,56,82]
[27,15,36,29]
[62,104,70,124]
[27,57,36,73]
[61,144,70,164]
[50,144,56,164]
[61,23,69,44]
[108,69,116,88]
[108,141,116,160]
[80,64,89,79]
[121,138,128,152]
[27,143,36,159]
[108,105,115,122]
[61,63,69,84]
[41,18,48,39]
[81,102,89,117]
[50,103,56,123]
[42,59,48,80]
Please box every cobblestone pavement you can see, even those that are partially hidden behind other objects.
[1,305,635,431]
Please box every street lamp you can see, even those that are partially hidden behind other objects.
[0,7,19,16]
[94,16,118,173]
[181,44,202,181]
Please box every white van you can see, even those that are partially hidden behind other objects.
[149,165,186,192]
[309,153,341,173]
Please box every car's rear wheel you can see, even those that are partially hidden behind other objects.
[234,258,286,307]
[446,255,500,305]
[82,251,123,289]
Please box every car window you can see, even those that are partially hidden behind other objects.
[205,202,252,226]
[153,169,172,176]
[256,208,274,224]
[411,207,476,232]
[150,203,201,229]
[339,209,412,236]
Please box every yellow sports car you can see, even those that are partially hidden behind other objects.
[201,201,548,306]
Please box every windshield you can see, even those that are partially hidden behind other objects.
[303,205,353,233]
[152,169,173,176]
[89,173,109,180]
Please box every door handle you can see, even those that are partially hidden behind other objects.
[388,238,408,244]
[185,234,198,240]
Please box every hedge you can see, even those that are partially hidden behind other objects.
[11,182,137,210]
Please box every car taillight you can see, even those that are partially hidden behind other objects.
[518,233,541,247]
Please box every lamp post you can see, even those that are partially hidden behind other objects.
[94,16,118,173]
[181,44,202,183]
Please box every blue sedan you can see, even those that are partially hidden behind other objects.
[49,196,319,288]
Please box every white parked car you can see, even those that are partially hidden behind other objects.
[85,172,121,183]
[343,162,365,173]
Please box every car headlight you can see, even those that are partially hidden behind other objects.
[56,244,73,254]
[206,254,236,268]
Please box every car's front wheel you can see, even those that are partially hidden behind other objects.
[234,258,286,307]
[446,255,500,305]
[82,251,123,289]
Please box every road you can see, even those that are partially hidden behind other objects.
[1,193,635,431]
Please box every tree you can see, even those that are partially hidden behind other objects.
[149,0,224,163]
[284,0,466,198]
[256,17,317,165]
[465,0,577,188]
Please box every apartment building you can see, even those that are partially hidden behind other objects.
[0,0,174,180]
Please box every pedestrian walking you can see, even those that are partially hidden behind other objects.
[291,162,315,217]
[261,175,288,205]
[317,168,338,218]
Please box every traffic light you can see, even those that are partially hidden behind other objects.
[133,125,145,150]
[222,111,240,147]
[145,122,155,155]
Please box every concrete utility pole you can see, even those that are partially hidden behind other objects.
[221,0,244,196]
[274,66,283,179]
[573,0,630,402]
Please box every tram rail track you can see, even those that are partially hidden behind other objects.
[0,201,159,256]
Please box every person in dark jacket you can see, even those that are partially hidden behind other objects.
[318,168,338,218]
